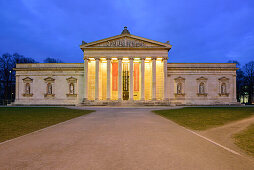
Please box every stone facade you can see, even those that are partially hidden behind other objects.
[13,27,238,106]
[14,63,84,105]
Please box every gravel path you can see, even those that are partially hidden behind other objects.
[0,108,253,170]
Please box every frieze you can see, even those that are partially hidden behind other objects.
[95,38,147,47]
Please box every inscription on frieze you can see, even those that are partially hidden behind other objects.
[97,38,147,47]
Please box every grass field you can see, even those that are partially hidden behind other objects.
[0,107,93,142]
[234,124,254,156]
[154,107,254,130]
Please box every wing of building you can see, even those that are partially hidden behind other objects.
[13,27,238,106]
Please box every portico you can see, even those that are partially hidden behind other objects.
[80,27,171,103]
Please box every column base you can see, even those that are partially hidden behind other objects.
[129,98,134,102]
[118,98,122,102]
[152,98,157,101]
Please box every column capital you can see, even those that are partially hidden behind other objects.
[162,57,168,60]
[140,57,146,60]
[151,56,157,60]
[129,57,134,60]
[83,57,89,60]
[106,57,111,60]
[95,57,100,60]
[117,57,123,60]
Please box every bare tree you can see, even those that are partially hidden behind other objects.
[0,53,36,102]
[243,61,254,104]
[44,57,63,63]
[228,60,245,102]
[0,53,15,100]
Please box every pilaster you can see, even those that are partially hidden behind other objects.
[163,57,168,101]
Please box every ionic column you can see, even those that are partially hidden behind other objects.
[163,57,168,101]
[83,57,89,100]
[152,57,157,100]
[129,57,134,101]
[95,57,100,100]
[141,57,145,101]
[118,57,123,101]
[106,57,111,101]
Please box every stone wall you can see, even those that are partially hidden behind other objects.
[167,63,237,105]
[14,63,84,105]
[13,63,238,105]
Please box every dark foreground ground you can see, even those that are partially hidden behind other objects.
[0,107,93,142]
[0,107,253,170]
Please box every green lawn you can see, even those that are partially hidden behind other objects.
[0,107,93,142]
[234,124,254,156]
[154,107,254,130]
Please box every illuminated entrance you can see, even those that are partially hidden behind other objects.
[122,63,129,100]
[81,27,171,103]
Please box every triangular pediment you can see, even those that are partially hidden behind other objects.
[80,34,172,49]
[174,77,185,82]
[44,77,55,82]
[22,77,33,83]
[218,77,229,82]
[66,77,77,83]
[196,76,208,81]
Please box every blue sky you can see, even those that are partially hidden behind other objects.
[0,0,254,65]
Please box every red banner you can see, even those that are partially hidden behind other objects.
[112,62,118,91]
[134,63,139,91]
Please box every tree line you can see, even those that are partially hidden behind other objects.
[0,52,63,104]
[228,60,254,104]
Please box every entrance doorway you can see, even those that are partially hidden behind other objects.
[122,63,129,100]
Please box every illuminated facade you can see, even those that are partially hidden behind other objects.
[14,27,238,105]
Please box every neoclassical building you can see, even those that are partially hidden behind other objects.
[14,27,238,105]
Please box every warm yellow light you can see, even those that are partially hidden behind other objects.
[101,58,106,60]
[134,60,140,63]
[102,61,107,63]
[112,58,117,60]
[122,60,129,63]
[146,57,151,60]
[89,58,95,60]
[123,57,129,60]
[157,58,162,60]
[145,60,150,63]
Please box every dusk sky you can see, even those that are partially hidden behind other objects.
[0,0,254,65]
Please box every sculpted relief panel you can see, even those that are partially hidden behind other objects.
[93,38,157,47]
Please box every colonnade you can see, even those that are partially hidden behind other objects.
[83,57,168,101]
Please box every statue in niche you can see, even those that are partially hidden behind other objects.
[69,83,75,94]
[47,83,53,95]
[199,82,205,94]
[177,83,182,94]
[221,83,226,94]
[25,83,30,94]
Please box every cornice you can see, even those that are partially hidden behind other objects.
[14,67,83,71]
